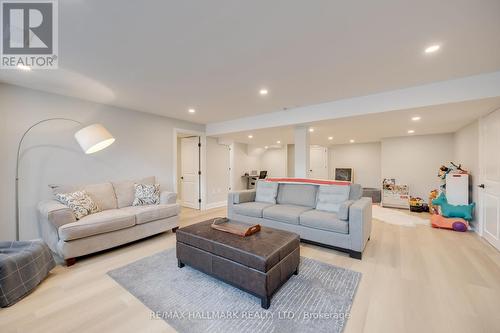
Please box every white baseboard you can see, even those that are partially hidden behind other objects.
[205,200,227,210]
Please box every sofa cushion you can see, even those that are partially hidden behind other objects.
[58,209,135,241]
[276,183,318,207]
[316,185,351,213]
[233,202,274,218]
[52,182,118,211]
[255,180,279,204]
[349,184,363,201]
[121,203,180,224]
[83,182,117,210]
[112,176,156,208]
[263,204,313,225]
[300,210,349,234]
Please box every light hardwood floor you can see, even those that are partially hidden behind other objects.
[1,206,500,333]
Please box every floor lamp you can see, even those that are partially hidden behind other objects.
[15,118,115,240]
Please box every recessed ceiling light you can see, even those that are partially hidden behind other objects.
[309,128,314,132]
[411,116,421,121]
[276,140,281,144]
[328,136,333,140]
[349,139,355,143]
[408,130,415,134]
[188,108,196,113]
[248,134,253,139]
[264,146,269,149]
[424,44,440,54]
[17,64,31,71]
[259,89,268,96]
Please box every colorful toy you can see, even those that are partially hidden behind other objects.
[431,214,469,231]
[409,196,426,212]
[437,162,468,192]
[428,189,439,214]
[431,193,475,221]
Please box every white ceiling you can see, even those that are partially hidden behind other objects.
[217,97,500,146]
[1,1,500,124]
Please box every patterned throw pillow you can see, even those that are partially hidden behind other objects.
[132,183,160,206]
[55,190,100,220]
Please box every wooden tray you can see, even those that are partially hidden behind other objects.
[211,217,261,237]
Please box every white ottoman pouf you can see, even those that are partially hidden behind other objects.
[0,239,56,307]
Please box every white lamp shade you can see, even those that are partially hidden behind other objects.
[74,123,115,154]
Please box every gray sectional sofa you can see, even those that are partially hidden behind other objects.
[37,176,179,265]
[228,180,372,259]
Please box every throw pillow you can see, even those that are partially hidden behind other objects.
[316,185,351,213]
[55,190,100,220]
[255,180,279,204]
[133,183,160,206]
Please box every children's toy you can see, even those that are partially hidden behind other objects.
[437,162,468,192]
[409,196,425,212]
[431,193,475,221]
[431,214,468,232]
[428,189,439,214]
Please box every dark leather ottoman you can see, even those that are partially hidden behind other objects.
[176,219,300,309]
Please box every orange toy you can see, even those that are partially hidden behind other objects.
[430,214,469,232]
[428,189,439,214]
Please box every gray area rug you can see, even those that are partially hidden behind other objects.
[108,249,361,333]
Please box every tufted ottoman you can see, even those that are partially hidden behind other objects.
[0,239,56,307]
[176,219,300,309]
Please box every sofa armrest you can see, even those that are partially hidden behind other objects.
[37,200,76,229]
[160,191,177,204]
[338,200,354,221]
[348,197,372,252]
[230,190,256,204]
[227,190,256,218]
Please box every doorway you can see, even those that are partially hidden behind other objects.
[173,128,206,211]
[309,145,328,179]
[479,108,500,251]
[179,136,201,209]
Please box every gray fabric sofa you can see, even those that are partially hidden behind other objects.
[37,176,179,266]
[228,180,372,259]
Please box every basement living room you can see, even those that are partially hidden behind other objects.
[1,1,500,333]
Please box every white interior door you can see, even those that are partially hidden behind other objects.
[480,109,500,251]
[309,146,328,179]
[181,136,200,209]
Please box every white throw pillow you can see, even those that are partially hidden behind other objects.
[255,180,279,204]
[133,183,160,206]
[315,185,351,213]
[55,190,100,220]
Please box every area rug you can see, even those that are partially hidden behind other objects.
[372,204,429,227]
[108,249,361,333]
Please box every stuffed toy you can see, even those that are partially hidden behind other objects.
[428,189,439,214]
[431,193,475,221]
[437,162,468,192]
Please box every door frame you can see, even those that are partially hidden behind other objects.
[172,128,207,211]
[478,115,485,237]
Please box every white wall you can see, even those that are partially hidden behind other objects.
[231,143,260,191]
[381,134,455,199]
[260,147,287,178]
[328,142,381,188]
[287,144,295,177]
[206,137,230,206]
[0,84,203,240]
[454,120,479,224]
